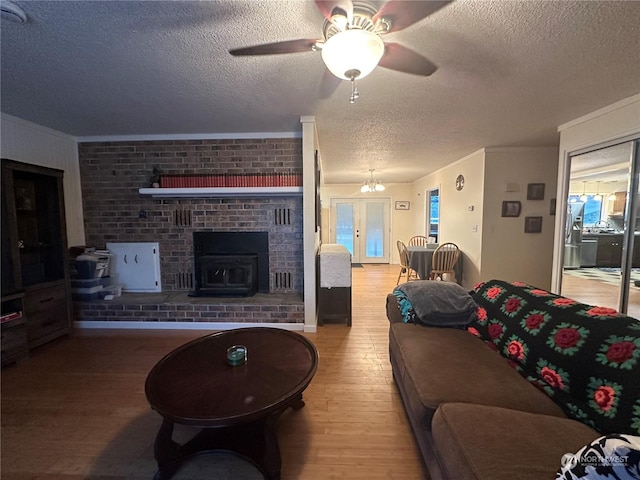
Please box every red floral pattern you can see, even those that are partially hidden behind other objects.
[540,366,564,390]
[505,297,521,313]
[525,313,545,330]
[529,289,550,296]
[486,286,503,300]
[506,338,526,361]
[586,306,619,317]
[476,306,488,323]
[555,328,581,348]
[593,385,616,412]
[551,297,577,308]
[606,341,636,364]
[488,322,504,340]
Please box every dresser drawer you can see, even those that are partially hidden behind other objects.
[1,321,29,366]
[24,284,70,346]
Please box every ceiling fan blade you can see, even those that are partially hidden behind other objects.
[378,43,438,76]
[315,0,354,24]
[229,39,319,56]
[373,1,452,33]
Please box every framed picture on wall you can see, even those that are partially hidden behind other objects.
[395,201,410,210]
[524,216,543,233]
[501,200,521,217]
[527,183,545,200]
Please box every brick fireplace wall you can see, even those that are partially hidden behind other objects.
[78,138,303,294]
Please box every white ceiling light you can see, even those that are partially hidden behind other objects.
[580,181,588,202]
[321,29,385,103]
[321,29,384,80]
[360,168,385,193]
[1,1,27,23]
[594,181,602,201]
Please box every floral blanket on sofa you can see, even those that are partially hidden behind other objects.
[469,280,640,436]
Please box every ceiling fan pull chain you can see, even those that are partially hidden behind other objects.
[349,78,360,104]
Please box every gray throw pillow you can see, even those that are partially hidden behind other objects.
[393,280,477,327]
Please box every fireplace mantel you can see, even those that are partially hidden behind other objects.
[138,186,303,198]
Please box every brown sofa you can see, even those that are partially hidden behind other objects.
[386,279,640,480]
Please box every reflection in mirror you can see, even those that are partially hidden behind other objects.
[561,140,639,317]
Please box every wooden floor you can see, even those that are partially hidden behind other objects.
[1,264,428,480]
[561,272,640,318]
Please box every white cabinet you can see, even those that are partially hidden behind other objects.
[106,242,161,292]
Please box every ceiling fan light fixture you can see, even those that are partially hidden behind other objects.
[321,29,384,80]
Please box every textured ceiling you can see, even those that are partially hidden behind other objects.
[1,0,639,184]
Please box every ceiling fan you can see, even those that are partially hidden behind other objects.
[229,0,451,103]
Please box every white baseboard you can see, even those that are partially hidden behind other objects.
[74,321,305,331]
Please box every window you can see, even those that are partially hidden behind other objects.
[568,196,603,226]
[427,188,439,242]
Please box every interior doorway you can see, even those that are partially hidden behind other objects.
[329,198,390,263]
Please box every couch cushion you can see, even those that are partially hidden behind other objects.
[432,403,599,480]
[389,322,566,429]
[470,279,640,436]
[386,293,405,324]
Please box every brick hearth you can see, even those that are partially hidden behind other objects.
[73,291,303,324]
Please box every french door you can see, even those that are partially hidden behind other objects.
[329,198,390,263]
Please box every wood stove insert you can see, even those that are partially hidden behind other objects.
[192,232,269,297]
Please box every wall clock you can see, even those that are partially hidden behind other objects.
[455,175,465,191]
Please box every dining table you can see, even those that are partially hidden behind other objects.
[407,245,463,284]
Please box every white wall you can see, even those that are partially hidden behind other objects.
[1,114,85,246]
[481,147,559,289]
[552,94,640,292]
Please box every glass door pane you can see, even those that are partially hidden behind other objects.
[335,203,355,257]
[364,201,384,260]
[562,140,639,315]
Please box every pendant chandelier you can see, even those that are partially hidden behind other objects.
[360,168,385,193]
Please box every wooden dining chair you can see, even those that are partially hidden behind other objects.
[408,235,429,246]
[429,242,460,282]
[396,240,418,285]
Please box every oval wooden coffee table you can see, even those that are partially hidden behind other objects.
[145,327,319,480]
